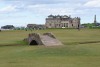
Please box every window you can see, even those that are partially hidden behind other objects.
[64,23,68,27]
[49,23,51,26]
[72,24,73,26]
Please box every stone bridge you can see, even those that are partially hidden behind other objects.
[24,33,63,46]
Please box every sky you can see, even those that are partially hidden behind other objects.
[0,0,100,27]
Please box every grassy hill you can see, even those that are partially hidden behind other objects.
[0,29,100,67]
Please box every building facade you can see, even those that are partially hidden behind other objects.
[45,15,81,28]
[27,24,46,29]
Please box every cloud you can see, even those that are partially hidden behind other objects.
[0,0,67,5]
[1,0,86,5]
[27,3,83,15]
[0,5,17,13]
[84,0,100,7]
[0,0,89,16]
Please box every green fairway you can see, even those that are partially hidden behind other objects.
[0,29,100,67]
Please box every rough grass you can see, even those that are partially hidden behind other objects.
[0,29,100,67]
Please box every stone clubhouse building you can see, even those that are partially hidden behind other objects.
[45,15,81,28]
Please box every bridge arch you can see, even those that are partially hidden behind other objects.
[29,40,38,45]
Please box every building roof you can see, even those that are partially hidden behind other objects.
[48,14,54,17]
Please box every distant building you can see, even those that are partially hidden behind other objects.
[1,25,15,30]
[45,15,81,28]
[93,15,100,26]
[27,24,46,30]
[94,15,97,24]
[27,24,37,29]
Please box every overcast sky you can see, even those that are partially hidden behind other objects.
[0,0,100,27]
